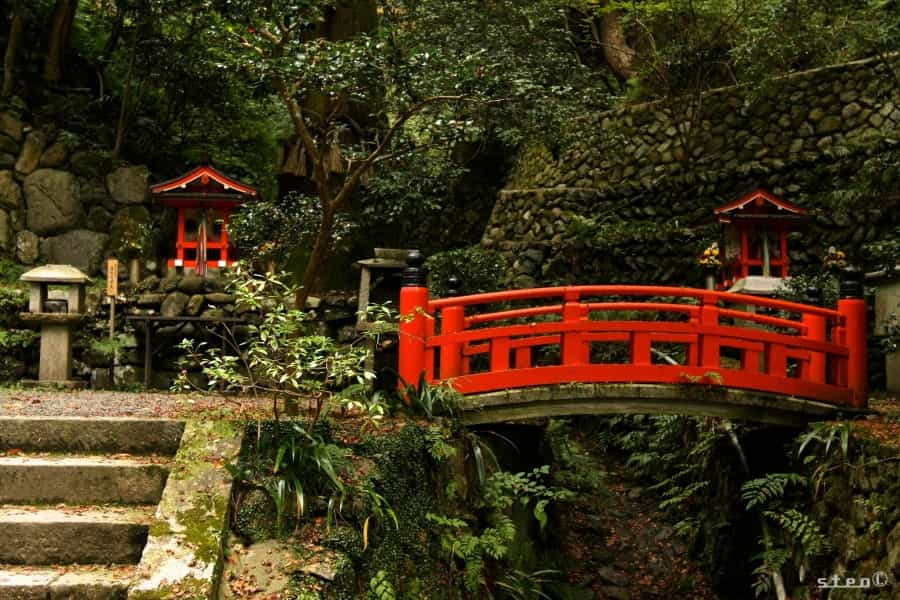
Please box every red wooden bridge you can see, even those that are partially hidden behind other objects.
[397,254,868,425]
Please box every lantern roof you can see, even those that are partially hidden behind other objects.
[714,188,807,223]
[20,264,91,283]
[151,165,257,203]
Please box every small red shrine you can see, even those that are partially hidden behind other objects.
[151,165,257,273]
[714,188,809,293]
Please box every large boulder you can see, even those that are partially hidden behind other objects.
[109,205,150,255]
[161,291,189,317]
[24,169,82,235]
[0,210,10,250]
[40,229,108,274]
[69,151,107,178]
[38,141,68,168]
[0,113,24,142]
[106,165,149,205]
[0,170,21,209]
[14,131,47,175]
[178,273,205,294]
[15,230,39,264]
[0,135,18,155]
[78,177,110,207]
[86,206,112,231]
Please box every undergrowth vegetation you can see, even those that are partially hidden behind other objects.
[600,413,899,599]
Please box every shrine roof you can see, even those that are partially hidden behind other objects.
[151,165,258,199]
[714,188,806,220]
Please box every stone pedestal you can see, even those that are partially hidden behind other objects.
[38,323,73,381]
[874,279,900,392]
[20,264,91,385]
[887,353,900,392]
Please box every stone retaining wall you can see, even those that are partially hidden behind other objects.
[0,101,160,275]
[82,274,362,389]
[484,55,900,287]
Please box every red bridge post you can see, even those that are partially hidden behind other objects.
[562,289,589,366]
[838,266,867,408]
[802,286,827,384]
[699,292,721,368]
[440,276,465,379]
[399,250,429,395]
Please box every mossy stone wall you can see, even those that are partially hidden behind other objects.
[484,55,900,288]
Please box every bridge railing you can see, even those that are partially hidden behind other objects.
[398,253,867,409]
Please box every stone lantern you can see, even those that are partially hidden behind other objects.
[19,264,90,384]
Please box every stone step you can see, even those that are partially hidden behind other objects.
[0,505,153,565]
[0,455,170,504]
[0,564,135,600]
[0,417,184,455]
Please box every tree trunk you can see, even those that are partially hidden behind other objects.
[44,0,78,83]
[2,7,24,97]
[111,39,137,160]
[600,7,636,79]
[296,205,336,309]
[94,8,125,102]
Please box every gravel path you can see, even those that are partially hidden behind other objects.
[0,389,274,419]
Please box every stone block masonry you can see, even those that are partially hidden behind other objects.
[0,98,155,274]
[484,55,900,288]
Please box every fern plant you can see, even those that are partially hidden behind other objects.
[740,472,829,596]
[369,570,396,600]
[740,473,807,510]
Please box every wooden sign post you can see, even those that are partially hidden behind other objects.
[107,258,118,340]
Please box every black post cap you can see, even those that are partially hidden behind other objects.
[839,264,864,299]
[402,249,427,287]
[446,275,463,297]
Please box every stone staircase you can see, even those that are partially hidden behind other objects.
[0,417,184,600]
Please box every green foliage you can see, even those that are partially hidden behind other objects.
[775,273,839,308]
[426,463,571,594]
[879,307,900,355]
[741,473,807,510]
[89,336,129,361]
[369,570,396,600]
[400,374,462,420]
[605,414,733,549]
[230,420,348,534]
[581,0,900,101]
[740,456,829,596]
[175,267,385,419]
[762,509,831,558]
[339,388,392,431]
[750,546,790,598]
[424,425,457,463]
[494,569,558,600]
[0,285,27,326]
[797,421,853,464]
[0,328,37,352]
[0,260,25,284]
[481,466,574,532]
[426,512,516,592]
[229,191,356,267]
[425,246,506,297]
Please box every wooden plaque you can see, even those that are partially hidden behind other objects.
[106,258,119,297]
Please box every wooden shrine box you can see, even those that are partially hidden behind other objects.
[151,165,257,274]
[715,188,809,294]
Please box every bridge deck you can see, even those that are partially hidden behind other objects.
[459,383,867,427]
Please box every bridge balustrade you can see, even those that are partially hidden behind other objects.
[398,256,867,409]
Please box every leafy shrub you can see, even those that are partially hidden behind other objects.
[175,265,384,419]
[425,246,506,297]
